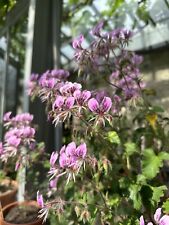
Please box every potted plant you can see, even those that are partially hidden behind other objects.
[27,22,169,224]
[0,112,44,225]
[0,169,18,208]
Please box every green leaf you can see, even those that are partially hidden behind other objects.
[159,151,169,161]
[107,131,120,144]
[129,184,142,210]
[151,185,167,204]
[124,142,138,157]
[151,105,164,113]
[136,174,146,185]
[142,149,167,179]
[163,199,169,213]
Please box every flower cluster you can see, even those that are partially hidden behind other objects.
[72,21,145,102]
[36,142,88,221]
[0,112,36,169]
[28,69,70,101]
[49,142,87,184]
[140,208,169,225]
[27,23,154,224]
[28,69,114,126]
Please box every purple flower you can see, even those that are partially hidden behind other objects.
[139,216,145,225]
[65,97,75,109]
[88,97,112,114]
[49,177,58,188]
[40,77,56,89]
[3,112,12,122]
[154,208,169,225]
[51,69,70,79]
[59,152,70,168]
[7,136,21,147]
[15,161,20,171]
[53,96,64,109]
[107,28,132,41]
[76,143,87,158]
[59,142,87,170]
[154,208,162,223]
[90,21,104,36]
[72,34,84,49]
[2,112,36,164]
[131,54,143,65]
[50,151,58,167]
[159,215,169,225]
[14,113,33,123]
[73,90,91,106]
[60,82,82,95]
[88,98,99,113]
[37,191,44,208]
[65,142,76,156]
[21,127,35,138]
[140,208,169,225]
[30,73,39,81]
[0,142,3,155]
[100,97,112,112]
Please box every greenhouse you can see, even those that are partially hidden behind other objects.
[0,0,169,224]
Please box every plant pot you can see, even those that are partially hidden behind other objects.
[0,179,18,208]
[1,201,44,225]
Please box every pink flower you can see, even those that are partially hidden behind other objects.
[15,161,21,171]
[76,143,87,159]
[65,97,75,109]
[3,112,12,122]
[22,127,35,138]
[49,177,58,188]
[72,34,84,49]
[50,151,58,167]
[0,142,3,155]
[140,208,169,225]
[51,69,69,79]
[139,216,145,225]
[88,97,112,114]
[90,21,104,36]
[65,142,76,156]
[154,208,169,225]
[159,215,169,225]
[58,142,87,170]
[60,82,82,95]
[59,152,70,168]
[14,113,33,123]
[53,96,64,108]
[73,90,91,106]
[7,136,21,147]
[37,191,44,208]
[88,98,99,113]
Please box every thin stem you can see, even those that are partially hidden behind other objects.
[17,147,26,202]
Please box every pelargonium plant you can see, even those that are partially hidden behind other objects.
[0,112,45,202]
[29,22,169,224]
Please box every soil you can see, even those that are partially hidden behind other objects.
[4,205,39,224]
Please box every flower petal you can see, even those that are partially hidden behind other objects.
[65,97,75,109]
[154,208,162,223]
[76,143,87,158]
[88,98,99,113]
[139,216,145,225]
[65,142,76,156]
[101,97,112,112]
[159,215,169,225]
